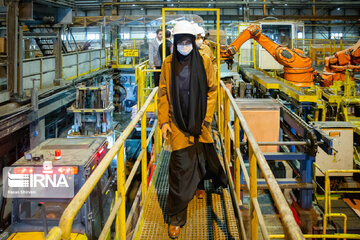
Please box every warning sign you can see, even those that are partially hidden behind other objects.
[124,49,139,57]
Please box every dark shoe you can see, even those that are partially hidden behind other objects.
[168,225,181,239]
[196,189,206,199]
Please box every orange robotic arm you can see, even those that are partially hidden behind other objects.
[221,24,314,87]
[321,39,360,85]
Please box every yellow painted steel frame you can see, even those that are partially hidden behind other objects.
[292,38,333,59]
[312,163,360,240]
[237,23,257,69]
[219,81,304,240]
[46,85,160,240]
[161,8,221,132]
[136,67,160,112]
[113,38,141,68]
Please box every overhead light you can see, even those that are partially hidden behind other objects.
[285,3,287,6]
[141,8,144,10]
[208,4,211,6]
[171,4,174,6]
[132,4,135,7]
[337,7,341,10]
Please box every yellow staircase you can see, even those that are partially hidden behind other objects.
[133,149,240,240]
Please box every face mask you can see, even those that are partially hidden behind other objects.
[177,44,193,56]
[196,39,203,48]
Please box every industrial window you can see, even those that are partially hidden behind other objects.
[331,32,343,39]
[87,33,100,40]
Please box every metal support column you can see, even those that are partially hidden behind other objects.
[300,156,315,209]
[7,0,19,95]
[243,0,250,22]
[18,24,23,96]
[101,25,105,49]
[54,27,63,85]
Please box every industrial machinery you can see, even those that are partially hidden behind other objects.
[221,24,315,87]
[67,76,115,147]
[321,39,360,86]
[2,138,114,240]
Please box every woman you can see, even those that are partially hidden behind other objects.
[157,20,227,239]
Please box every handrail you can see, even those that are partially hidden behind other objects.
[46,87,159,240]
[219,81,305,240]
[215,131,248,240]
[311,163,360,239]
[23,48,110,89]
[324,169,360,237]
[23,48,109,62]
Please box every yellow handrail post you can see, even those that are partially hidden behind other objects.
[222,87,226,135]
[141,105,148,202]
[216,13,221,133]
[115,191,119,240]
[117,144,126,240]
[224,93,230,163]
[234,117,241,201]
[140,70,144,109]
[140,71,147,201]
[216,8,221,133]
[323,171,329,238]
[133,39,136,67]
[154,91,160,161]
[218,87,223,135]
[340,38,344,50]
[162,8,166,73]
[249,145,258,239]
[252,40,257,69]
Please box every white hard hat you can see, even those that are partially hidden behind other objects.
[194,24,206,37]
[172,20,196,36]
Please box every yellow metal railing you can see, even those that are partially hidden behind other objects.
[237,24,257,69]
[219,81,304,240]
[310,163,360,240]
[113,38,146,68]
[292,38,334,65]
[134,59,161,109]
[46,68,161,240]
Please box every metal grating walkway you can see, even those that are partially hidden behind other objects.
[134,148,240,240]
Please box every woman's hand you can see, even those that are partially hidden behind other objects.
[161,123,172,140]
